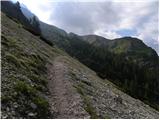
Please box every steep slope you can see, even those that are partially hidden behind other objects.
[40,21,68,41]
[1,12,159,119]
[1,12,63,118]
[1,1,41,35]
[47,56,90,119]
[49,56,158,119]
[20,5,34,19]
[82,35,159,109]
[38,20,159,109]
[1,0,158,111]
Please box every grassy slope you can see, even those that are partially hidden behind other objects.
[1,12,158,119]
[1,12,66,118]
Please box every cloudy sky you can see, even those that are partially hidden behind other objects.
[13,0,159,53]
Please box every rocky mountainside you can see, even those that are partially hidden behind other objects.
[41,29,159,109]
[1,12,159,119]
[9,0,158,109]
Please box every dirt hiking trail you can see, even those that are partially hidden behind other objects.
[47,56,90,119]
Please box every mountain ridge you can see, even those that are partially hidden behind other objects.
[2,11,159,118]
[14,1,158,109]
[1,1,159,118]
[17,0,158,55]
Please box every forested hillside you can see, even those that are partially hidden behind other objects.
[1,12,159,119]
[1,0,159,116]
[1,1,41,35]
[40,31,159,109]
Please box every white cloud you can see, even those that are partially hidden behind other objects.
[137,15,158,41]
[110,1,156,30]
[135,14,159,53]
[18,0,54,24]
[16,0,159,52]
[94,29,121,39]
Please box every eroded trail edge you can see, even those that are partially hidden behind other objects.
[46,56,158,119]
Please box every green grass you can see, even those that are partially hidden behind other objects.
[29,74,47,85]
[74,84,85,96]
[5,53,22,67]
[1,13,60,118]
[104,114,110,119]
[109,40,130,54]
[74,84,98,119]
[1,95,13,104]
[33,96,51,118]
[1,35,21,49]
[14,81,36,94]
[83,95,98,119]
[2,31,51,118]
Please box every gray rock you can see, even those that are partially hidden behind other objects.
[13,103,18,108]
[28,112,36,117]
[2,114,8,119]
[30,103,37,109]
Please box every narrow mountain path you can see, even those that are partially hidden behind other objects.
[47,56,90,119]
[46,56,159,119]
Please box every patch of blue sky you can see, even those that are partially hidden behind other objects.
[116,29,137,37]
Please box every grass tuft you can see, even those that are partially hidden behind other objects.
[5,53,22,67]
[74,84,98,119]
[14,81,36,96]
[33,96,50,118]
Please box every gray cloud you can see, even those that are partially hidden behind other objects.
[17,0,159,53]
[49,2,122,35]
[47,1,158,53]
